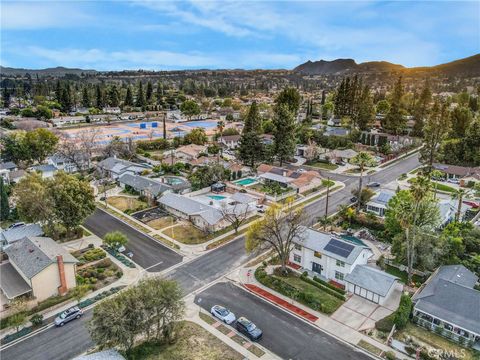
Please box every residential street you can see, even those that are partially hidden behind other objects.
[195,282,372,360]
[0,154,420,360]
[84,207,183,272]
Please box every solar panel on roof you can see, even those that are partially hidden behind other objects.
[377,192,393,204]
[324,239,354,258]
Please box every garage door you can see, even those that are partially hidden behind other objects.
[373,294,380,303]
[360,288,367,297]
[354,285,361,295]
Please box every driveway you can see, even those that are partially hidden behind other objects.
[84,208,182,272]
[331,288,402,332]
[195,282,372,360]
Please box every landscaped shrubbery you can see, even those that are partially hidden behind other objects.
[375,294,412,332]
[299,273,346,300]
[76,258,122,289]
[104,247,136,268]
[255,266,343,314]
[73,248,107,264]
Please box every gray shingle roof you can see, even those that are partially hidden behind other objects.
[32,164,58,173]
[97,157,149,174]
[1,224,44,244]
[368,190,395,207]
[294,228,372,265]
[118,173,171,197]
[413,265,480,335]
[4,236,78,279]
[159,193,223,226]
[345,265,398,297]
[0,262,32,299]
[75,349,125,360]
[230,192,255,204]
[0,161,17,171]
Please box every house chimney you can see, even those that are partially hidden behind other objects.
[57,255,68,296]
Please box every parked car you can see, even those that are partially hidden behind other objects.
[350,196,357,203]
[463,201,479,208]
[210,305,236,324]
[366,182,381,188]
[447,178,460,184]
[235,316,263,341]
[54,306,83,327]
[117,245,126,253]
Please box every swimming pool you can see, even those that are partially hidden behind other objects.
[183,121,218,128]
[235,177,258,186]
[340,235,367,246]
[208,195,227,201]
[165,177,184,185]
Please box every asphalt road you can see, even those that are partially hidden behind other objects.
[1,154,419,360]
[196,282,372,360]
[1,223,255,360]
[84,208,183,272]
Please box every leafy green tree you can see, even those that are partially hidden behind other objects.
[350,152,375,214]
[420,100,450,173]
[376,99,390,115]
[275,87,301,115]
[72,285,90,304]
[103,231,128,249]
[383,76,406,135]
[8,299,28,332]
[187,164,230,190]
[0,178,10,221]
[356,85,375,130]
[450,106,473,138]
[124,86,134,107]
[180,99,200,120]
[238,101,264,167]
[135,81,145,108]
[1,129,58,165]
[35,105,53,119]
[412,80,432,137]
[14,172,53,224]
[183,128,207,145]
[273,103,296,166]
[463,118,480,166]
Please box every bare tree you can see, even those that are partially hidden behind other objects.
[57,129,100,174]
[220,202,251,234]
[246,199,306,274]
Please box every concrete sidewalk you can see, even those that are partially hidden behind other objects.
[230,266,408,360]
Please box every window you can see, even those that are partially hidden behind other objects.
[293,254,301,263]
[335,271,344,281]
[294,244,302,251]
[314,251,322,258]
[336,260,345,267]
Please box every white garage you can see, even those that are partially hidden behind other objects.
[345,265,399,305]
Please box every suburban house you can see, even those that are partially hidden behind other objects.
[174,144,207,161]
[0,224,44,251]
[220,135,241,149]
[118,173,172,201]
[1,236,78,304]
[366,190,396,217]
[327,118,342,127]
[290,229,373,285]
[97,157,151,180]
[322,149,358,164]
[0,161,18,183]
[438,199,471,227]
[324,127,350,137]
[345,265,400,305]
[158,192,254,232]
[256,164,323,194]
[48,153,89,173]
[7,170,26,184]
[30,164,58,178]
[412,265,480,348]
[433,163,480,184]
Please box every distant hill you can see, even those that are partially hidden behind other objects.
[293,54,480,77]
[0,66,97,76]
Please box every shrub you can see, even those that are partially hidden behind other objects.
[30,314,43,327]
[312,276,346,295]
[385,351,396,360]
[301,276,345,300]
[375,313,395,332]
[82,248,106,262]
[404,345,416,355]
[393,294,412,330]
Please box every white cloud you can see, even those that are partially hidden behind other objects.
[1,1,92,29]
[22,46,304,70]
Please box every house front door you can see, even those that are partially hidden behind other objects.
[312,262,323,274]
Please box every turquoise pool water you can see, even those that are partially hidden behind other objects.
[235,177,258,186]
[208,195,226,200]
[165,177,184,185]
[340,235,367,246]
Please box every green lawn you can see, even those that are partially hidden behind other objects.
[127,321,243,360]
[357,340,383,356]
[384,264,425,284]
[407,178,456,193]
[305,161,339,170]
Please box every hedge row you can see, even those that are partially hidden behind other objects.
[300,275,346,301]
[255,267,335,314]
[310,274,346,295]
[105,248,136,268]
[375,294,412,332]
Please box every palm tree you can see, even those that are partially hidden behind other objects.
[217,120,225,142]
[317,216,333,231]
[350,152,375,214]
[452,188,467,222]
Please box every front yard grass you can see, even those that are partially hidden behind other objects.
[384,264,425,285]
[305,161,339,170]
[162,224,208,244]
[127,321,243,360]
[147,216,176,230]
[395,323,478,360]
[106,196,148,213]
[357,339,383,356]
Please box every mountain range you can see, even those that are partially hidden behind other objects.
[293,54,480,76]
[1,54,479,77]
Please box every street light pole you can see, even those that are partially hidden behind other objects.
[324,176,330,222]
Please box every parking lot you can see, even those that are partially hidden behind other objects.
[195,282,371,360]
[84,208,182,272]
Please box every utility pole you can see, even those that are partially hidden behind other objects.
[162,111,167,140]
[324,176,330,221]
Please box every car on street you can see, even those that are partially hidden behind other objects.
[54,306,83,327]
[210,305,236,324]
[350,196,357,203]
[236,316,263,341]
[447,178,460,184]
[366,182,381,188]
[463,201,479,208]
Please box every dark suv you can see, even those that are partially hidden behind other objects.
[54,306,83,327]
[235,316,263,341]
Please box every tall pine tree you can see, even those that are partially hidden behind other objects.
[124,86,134,107]
[383,76,406,135]
[82,87,91,108]
[273,103,296,166]
[0,178,9,221]
[412,80,432,137]
[238,101,264,167]
[146,81,153,104]
[95,84,104,109]
[135,81,145,108]
[108,85,120,107]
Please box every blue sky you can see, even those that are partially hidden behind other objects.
[1,1,479,70]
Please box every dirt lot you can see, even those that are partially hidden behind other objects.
[106,196,148,212]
